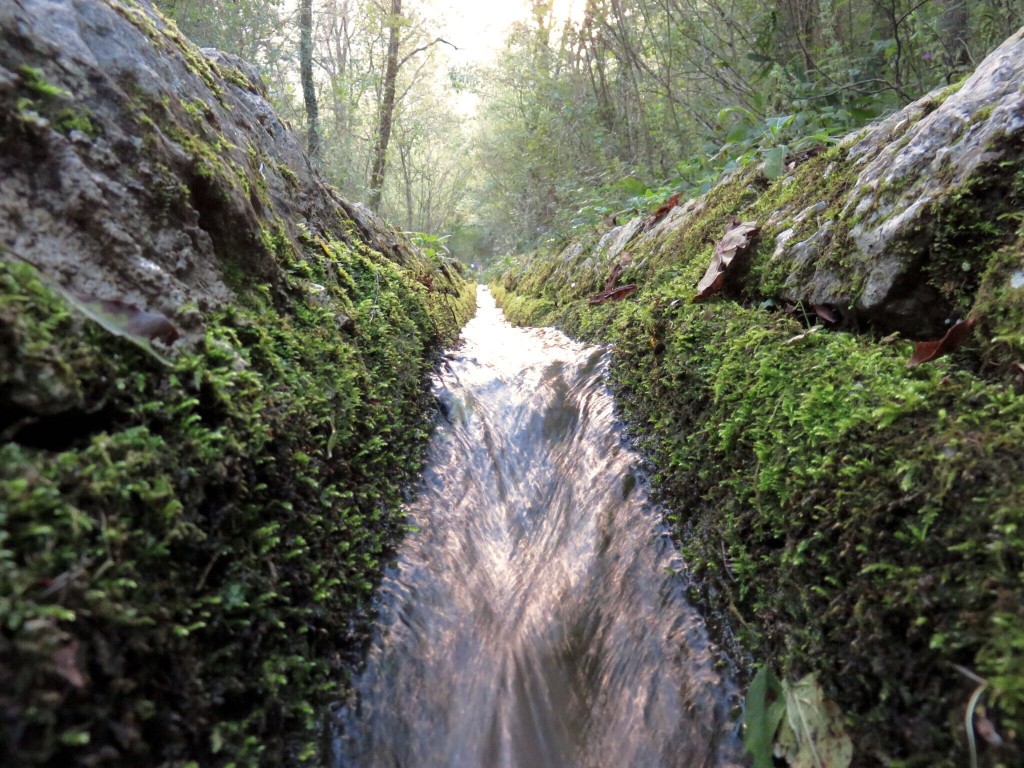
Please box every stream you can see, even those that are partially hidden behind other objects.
[333,286,743,768]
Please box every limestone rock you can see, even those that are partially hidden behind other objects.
[0,0,415,336]
[782,27,1024,336]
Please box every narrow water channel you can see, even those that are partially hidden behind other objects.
[334,287,743,768]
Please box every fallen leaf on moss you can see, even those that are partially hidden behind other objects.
[103,300,180,344]
[775,673,852,768]
[5,252,179,363]
[785,325,822,345]
[51,640,86,689]
[906,318,976,367]
[693,219,760,301]
[589,284,637,305]
[65,291,179,351]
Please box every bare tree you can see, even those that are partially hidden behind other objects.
[300,0,322,162]
[368,0,402,211]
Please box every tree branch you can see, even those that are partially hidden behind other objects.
[398,37,458,69]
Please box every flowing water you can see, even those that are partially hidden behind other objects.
[334,287,743,768]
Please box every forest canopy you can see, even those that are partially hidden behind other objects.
[153,0,1022,261]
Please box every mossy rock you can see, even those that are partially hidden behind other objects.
[494,28,1024,768]
[0,1,476,766]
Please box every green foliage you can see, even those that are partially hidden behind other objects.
[744,666,786,768]
[407,231,450,261]
[744,668,853,768]
[472,0,1021,253]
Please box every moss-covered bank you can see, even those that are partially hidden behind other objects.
[495,35,1024,767]
[0,1,476,766]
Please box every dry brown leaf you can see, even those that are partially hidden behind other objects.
[693,220,760,302]
[604,252,633,291]
[907,318,976,367]
[649,193,681,224]
[589,284,638,305]
[812,304,839,325]
[51,640,86,689]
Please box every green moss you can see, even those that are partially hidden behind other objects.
[181,96,215,125]
[972,229,1024,366]
[222,65,258,93]
[972,103,997,125]
[278,163,300,192]
[933,77,968,106]
[1,220,473,767]
[923,149,1024,315]
[10,66,99,139]
[114,0,228,105]
[17,65,69,99]
[165,120,236,182]
[52,108,97,137]
[496,153,1024,765]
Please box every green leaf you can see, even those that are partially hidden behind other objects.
[872,38,897,55]
[743,666,786,768]
[615,176,649,196]
[765,115,795,133]
[726,124,752,144]
[763,146,787,179]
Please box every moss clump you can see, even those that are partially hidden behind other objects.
[495,151,1024,765]
[922,144,1024,315]
[973,231,1024,368]
[18,65,69,99]
[278,163,300,192]
[12,65,99,138]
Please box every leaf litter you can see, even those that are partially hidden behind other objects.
[693,219,760,301]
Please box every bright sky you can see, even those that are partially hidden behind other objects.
[418,0,584,113]
[422,0,585,67]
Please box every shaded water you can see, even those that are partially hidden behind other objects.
[334,287,743,768]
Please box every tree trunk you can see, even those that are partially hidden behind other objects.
[369,0,402,212]
[299,0,321,162]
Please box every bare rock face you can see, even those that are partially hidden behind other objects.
[0,0,412,334]
[774,27,1024,336]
